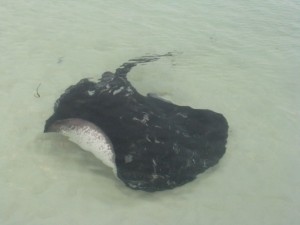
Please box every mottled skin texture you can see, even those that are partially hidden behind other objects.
[44,54,229,192]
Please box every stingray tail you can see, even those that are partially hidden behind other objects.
[114,52,175,77]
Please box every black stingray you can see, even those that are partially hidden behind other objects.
[44,53,229,192]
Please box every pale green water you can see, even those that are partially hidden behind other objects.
[0,1,300,225]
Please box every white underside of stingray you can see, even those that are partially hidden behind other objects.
[47,118,117,175]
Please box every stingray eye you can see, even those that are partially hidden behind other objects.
[102,71,114,79]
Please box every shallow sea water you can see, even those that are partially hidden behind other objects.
[1,1,300,224]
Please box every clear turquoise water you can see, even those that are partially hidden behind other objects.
[0,1,299,224]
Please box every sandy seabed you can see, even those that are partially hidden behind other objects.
[0,1,299,225]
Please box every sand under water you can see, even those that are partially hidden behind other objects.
[0,1,299,224]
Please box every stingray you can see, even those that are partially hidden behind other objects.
[44,53,229,192]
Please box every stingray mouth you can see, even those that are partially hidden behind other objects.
[44,116,64,133]
[44,118,96,133]
[44,118,70,133]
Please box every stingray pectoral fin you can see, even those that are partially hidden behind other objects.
[45,118,117,173]
[147,93,172,103]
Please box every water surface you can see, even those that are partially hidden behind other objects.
[0,1,299,224]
